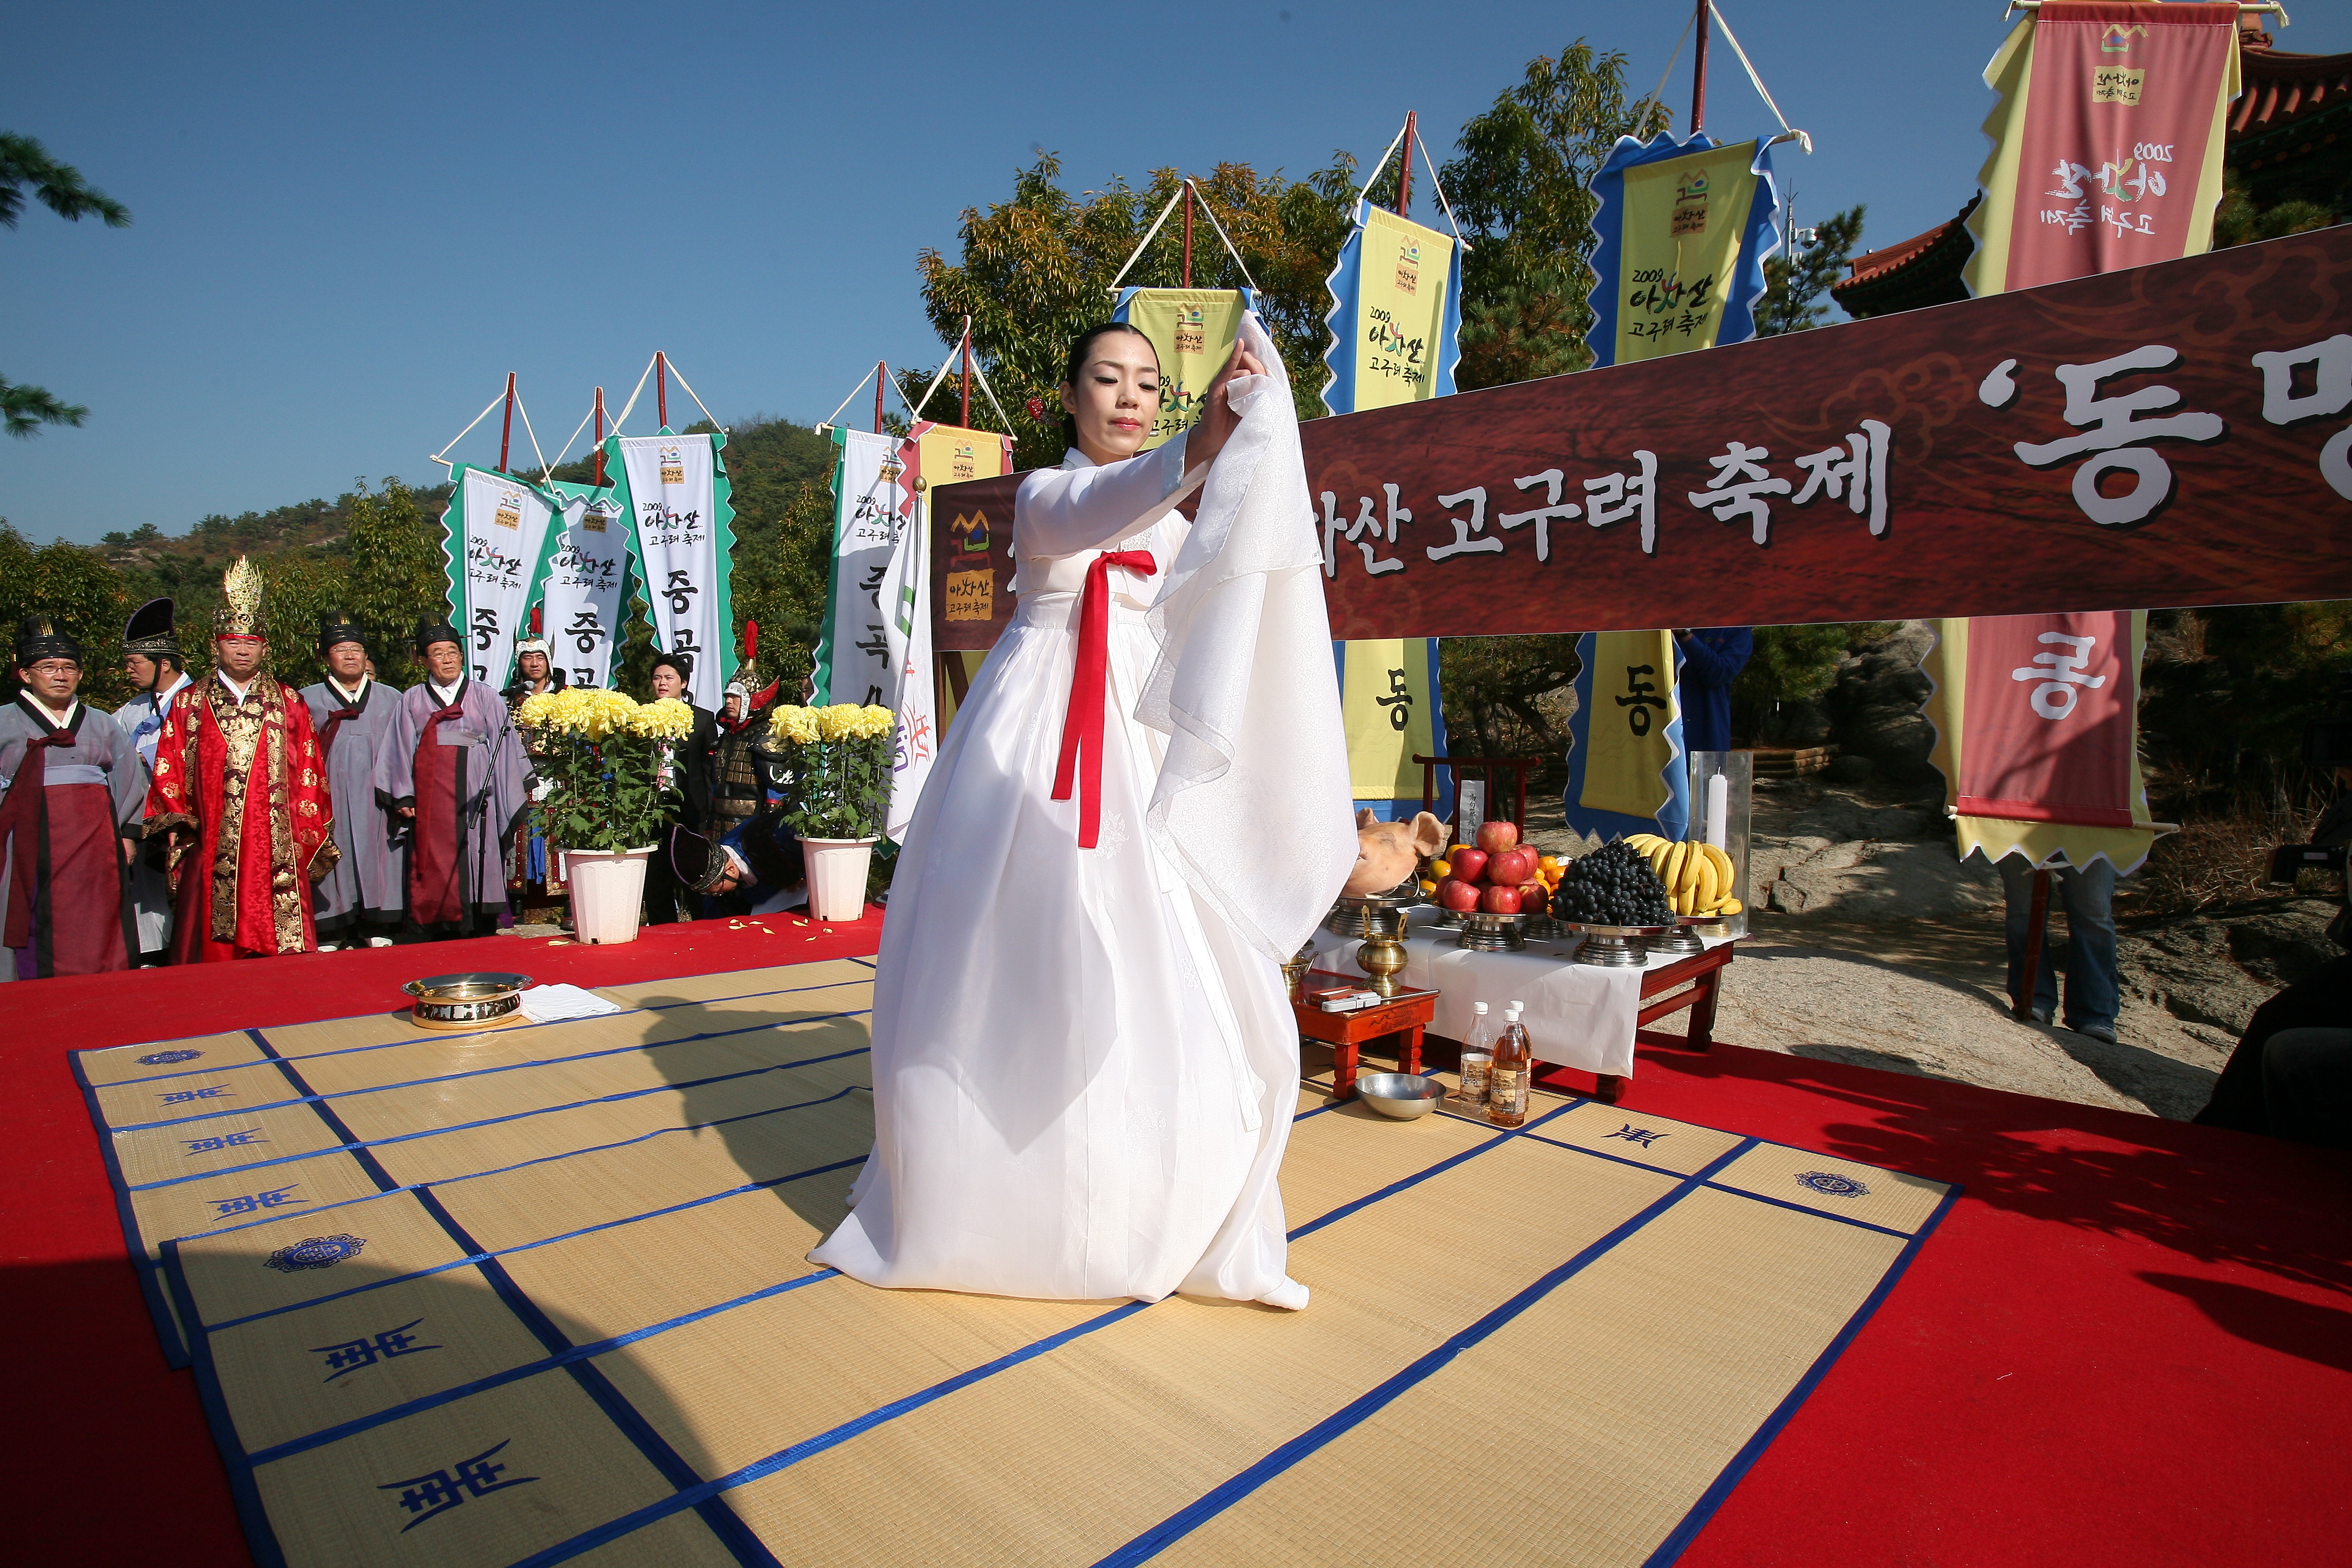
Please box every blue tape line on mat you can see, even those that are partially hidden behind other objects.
[495,1092,1580,1568]
[248,1028,400,1193]
[1090,1136,1765,1567]
[201,1142,871,1334]
[408,1189,783,1568]
[246,1268,842,1467]
[88,969,878,1087]
[162,1242,290,1568]
[113,1006,872,1133]
[1517,1129,1922,1240]
[69,1047,191,1368]
[1639,1181,1965,1567]
[176,1081,872,1245]
[1289,1100,1583,1242]
[235,1090,1381,1465]
[123,1041,873,1192]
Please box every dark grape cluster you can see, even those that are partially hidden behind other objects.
[1550,841,1676,926]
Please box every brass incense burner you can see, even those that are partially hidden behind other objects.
[403,972,533,1031]
[1354,906,1409,998]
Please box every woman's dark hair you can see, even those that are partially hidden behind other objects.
[1059,321,1158,451]
[650,650,693,682]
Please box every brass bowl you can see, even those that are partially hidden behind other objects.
[402,972,533,1029]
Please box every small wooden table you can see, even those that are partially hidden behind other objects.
[1599,941,1737,1102]
[1290,970,1439,1101]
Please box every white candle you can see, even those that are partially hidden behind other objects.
[1705,772,1729,849]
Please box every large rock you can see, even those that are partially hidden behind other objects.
[2113,900,2339,1035]
[1825,620,1941,784]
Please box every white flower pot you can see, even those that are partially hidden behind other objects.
[802,838,877,921]
[565,846,655,944]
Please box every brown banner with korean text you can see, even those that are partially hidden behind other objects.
[934,228,2352,647]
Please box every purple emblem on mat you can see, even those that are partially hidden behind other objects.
[138,1049,204,1065]
[264,1234,365,1272]
[1794,1171,1871,1199]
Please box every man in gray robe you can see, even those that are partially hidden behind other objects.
[300,610,404,948]
[376,618,530,939]
[2,616,149,979]
[114,597,190,963]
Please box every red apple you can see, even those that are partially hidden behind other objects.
[1476,820,1520,853]
[1487,847,1537,886]
[1450,847,1489,884]
[1480,883,1522,914]
[1438,878,1482,912]
[1517,881,1548,914]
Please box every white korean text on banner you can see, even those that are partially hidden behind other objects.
[812,428,905,706]
[604,430,737,708]
[531,481,637,688]
[440,464,558,691]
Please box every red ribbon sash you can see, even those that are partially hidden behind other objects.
[0,727,74,948]
[319,706,362,757]
[408,702,467,925]
[1050,550,1158,849]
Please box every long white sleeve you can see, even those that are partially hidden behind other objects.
[1014,435,1196,562]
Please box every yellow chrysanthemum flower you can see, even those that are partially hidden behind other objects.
[855,704,896,738]
[768,704,820,745]
[632,697,697,740]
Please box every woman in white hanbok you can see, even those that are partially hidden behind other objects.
[811,316,1354,1307]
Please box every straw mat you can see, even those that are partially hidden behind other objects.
[81,957,1952,1567]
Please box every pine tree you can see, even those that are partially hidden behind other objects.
[1,132,130,438]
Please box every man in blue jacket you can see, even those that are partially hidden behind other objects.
[1675,627,1753,755]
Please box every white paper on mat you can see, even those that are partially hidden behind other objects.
[519,983,624,1023]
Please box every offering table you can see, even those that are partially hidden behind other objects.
[1305,923,1736,1103]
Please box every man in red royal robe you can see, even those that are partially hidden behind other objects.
[143,557,338,962]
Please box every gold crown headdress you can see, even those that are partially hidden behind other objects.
[214,556,267,636]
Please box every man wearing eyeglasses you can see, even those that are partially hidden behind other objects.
[1,616,151,978]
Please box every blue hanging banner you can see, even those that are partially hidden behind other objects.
[1320,201,1465,417]
[1563,630,1691,843]
[1585,130,1782,369]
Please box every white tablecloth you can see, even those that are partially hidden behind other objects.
[1306,923,1733,1079]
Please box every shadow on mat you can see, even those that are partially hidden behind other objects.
[1633,1039,2352,1299]
[2138,1272,2352,1374]
[629,990,874,1245]
[135,1250,769,1555]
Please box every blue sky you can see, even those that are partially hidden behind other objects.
[4,1,2344,545]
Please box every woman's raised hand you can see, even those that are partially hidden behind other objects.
[1185,341,1268,475]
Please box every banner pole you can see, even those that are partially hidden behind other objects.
[656,351,668,431]
[1690,0,1710,133]
[960,320,972,429]
[1182,182,1194,288]
[1396,111,1415,216]
[499,372,516,473]
[593,387,606,486]
[874,360,886,433]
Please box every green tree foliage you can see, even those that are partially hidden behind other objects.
[916,152,1358,468]
[1755,205,1866,337]
[1438,634,1584,764]
[2,132,130,438]
[2212,170,2339,249]
[0,520,132,704]
[256,551,353,694]
[1439,43,1670,389]
[1728,624,1890,745]
[341,479,448,691]
[2141,602,2352,812]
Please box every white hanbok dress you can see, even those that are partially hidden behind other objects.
[813,317,1354,1306]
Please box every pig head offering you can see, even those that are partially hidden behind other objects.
[1343,808,1448,897]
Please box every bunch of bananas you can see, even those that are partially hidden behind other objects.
[1623,835,1744,918]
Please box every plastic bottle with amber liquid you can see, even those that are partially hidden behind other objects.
[1488,1001,1531,1129]
[1452,1001,1494,1109]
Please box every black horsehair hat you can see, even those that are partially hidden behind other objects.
[123,597,178,657]
[669,825,732,893]
[15,614,82,668]
[317,608,367,654]
[412,616,463,653]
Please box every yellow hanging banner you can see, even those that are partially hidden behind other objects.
[1114,288,1249,449]
[1349,208,1455,413]
[1614,142,1765,364]
[1576,629,1682,821]
[1341,640,1438,805]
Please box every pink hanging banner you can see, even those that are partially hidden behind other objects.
[1956,611,2138,827]
[1997,2,2238,292]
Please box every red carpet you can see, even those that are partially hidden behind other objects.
[5,926,2346,1565]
